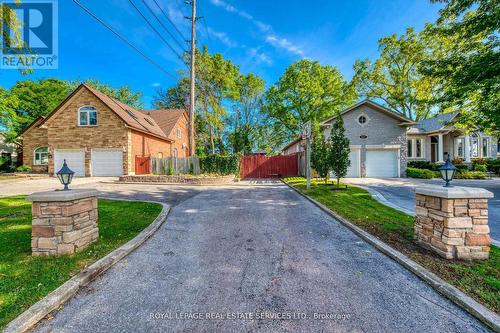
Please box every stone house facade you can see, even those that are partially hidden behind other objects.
[19,84,190,176]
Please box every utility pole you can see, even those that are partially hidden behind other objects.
[188,0,196,156]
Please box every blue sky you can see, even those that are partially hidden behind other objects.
[0,0,443,108]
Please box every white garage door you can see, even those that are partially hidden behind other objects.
[366,150,399,178]
[54,149,86,177]
[91,149,123,176]
[346,149,360,177]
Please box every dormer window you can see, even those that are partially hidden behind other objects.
[78,106,97,126]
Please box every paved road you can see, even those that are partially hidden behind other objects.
[344,178,500,242]
[32,183,489,332]
[0,177,201,207]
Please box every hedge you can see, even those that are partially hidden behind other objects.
[199,154,240,175]
[455,171,488,179]
[406,167,439,179]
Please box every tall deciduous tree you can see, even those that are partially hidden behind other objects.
[352,28,439,121]
[263,59,357,148]
[424,0,499,134]
[152,78,189,109]
[71,79,143,109]
[328,115,350,188]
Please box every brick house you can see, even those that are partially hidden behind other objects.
[19,84,190,176]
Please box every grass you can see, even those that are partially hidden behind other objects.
[284,177,500,313]
[0,196,162,329]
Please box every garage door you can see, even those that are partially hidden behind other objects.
[366,150,398,178]
[54,149,86,177]
[91,149,123,176]
[346,149,360,177]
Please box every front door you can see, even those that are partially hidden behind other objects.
[431,144,436,162]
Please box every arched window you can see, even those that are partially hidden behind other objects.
[34,147,49,165]
[78,106,97,126]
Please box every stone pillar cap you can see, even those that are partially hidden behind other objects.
[415,185,494,199]
[27,189,99,202]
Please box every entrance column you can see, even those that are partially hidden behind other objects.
[464,134,471,162]
[438,134,444,163]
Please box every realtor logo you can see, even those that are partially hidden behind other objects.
[1,0,58,69]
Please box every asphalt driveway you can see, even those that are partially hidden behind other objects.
[32,182,488,332]
[344,178,500,243]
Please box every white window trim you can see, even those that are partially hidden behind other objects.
[176,128,182,139]
[357,113,370,127]
[407,138,424,159]
[33,147,49,166]
[482,137,490,158]
[78,106,98,127]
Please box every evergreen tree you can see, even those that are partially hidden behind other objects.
[329,115,350,188]
[311,133,330,183]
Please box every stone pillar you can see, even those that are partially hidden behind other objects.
[415,186,493,260]
[464,134,471,162]
[438,134,444,163]
[27,189,99,256]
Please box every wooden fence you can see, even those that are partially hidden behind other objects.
[240,155,298,179]
[151,156,200,175]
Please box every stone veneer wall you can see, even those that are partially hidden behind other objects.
[31,196,98,256]
[415,193,490,260]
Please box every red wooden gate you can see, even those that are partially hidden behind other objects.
[135,156,151,175]
[240,155,298,179]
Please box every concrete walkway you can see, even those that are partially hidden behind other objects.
[32,183,489,332]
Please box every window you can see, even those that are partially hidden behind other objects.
[471,133,479,158]
[482,138,489,157]
[127,110,137,119]
[456,138,464,157]
[34,147,48,165]
[416,139,422,158]
[177,128,182,139]
[407,140,413,157]
[358,116,367,125]
[145,118,155,126]
[78,106,97,126]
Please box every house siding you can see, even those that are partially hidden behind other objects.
[44,88,129,176]
[323,104,408,177]
[21,125,49,172]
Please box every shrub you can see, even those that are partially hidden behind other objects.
[406,167,439,179]
[474,164,487,172]
[199,154,240,175]
[455,171,487,179]
[485,158,500,174]
[407,161,434,170]
[0,156,10,171]
[455,164,469,172]
[15,165,32,173]
[472,157,487,165]
[452,157,464,165]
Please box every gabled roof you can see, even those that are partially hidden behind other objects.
[281,137,302,152]
[320,99,416,126]
[138,109,187,138]
[18,116,46,136]
[38,84,172,142]
[413,111,459,133]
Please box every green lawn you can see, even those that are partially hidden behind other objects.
[0,196,162,329]
[284,177,500,313]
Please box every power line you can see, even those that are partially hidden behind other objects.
[151,0,187,41]
[141,0,186,51]
[72,0,178,80]
[128,0,185,61]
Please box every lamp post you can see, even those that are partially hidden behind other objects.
[56,159,75,190]
[438,156,457,187]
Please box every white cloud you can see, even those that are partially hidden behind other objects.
[209,0,304,58]
[152,82,161,87]
[248,48,272,65]
[207,27,237,47]
[265,35,304,57]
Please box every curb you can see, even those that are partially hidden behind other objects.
[281,180,500,333]
[4,198,170,333]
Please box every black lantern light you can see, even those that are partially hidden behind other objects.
[56,159,75,190]
[438,155,457,187]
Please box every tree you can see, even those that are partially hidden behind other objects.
[71,79,143,109]
[230,73,265,154]
[152,78,189,109]
[311,133,330,183]
[328,115,350,188]
[352,28,439,121]
[423,0,499,134]
[263,59,357,148]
